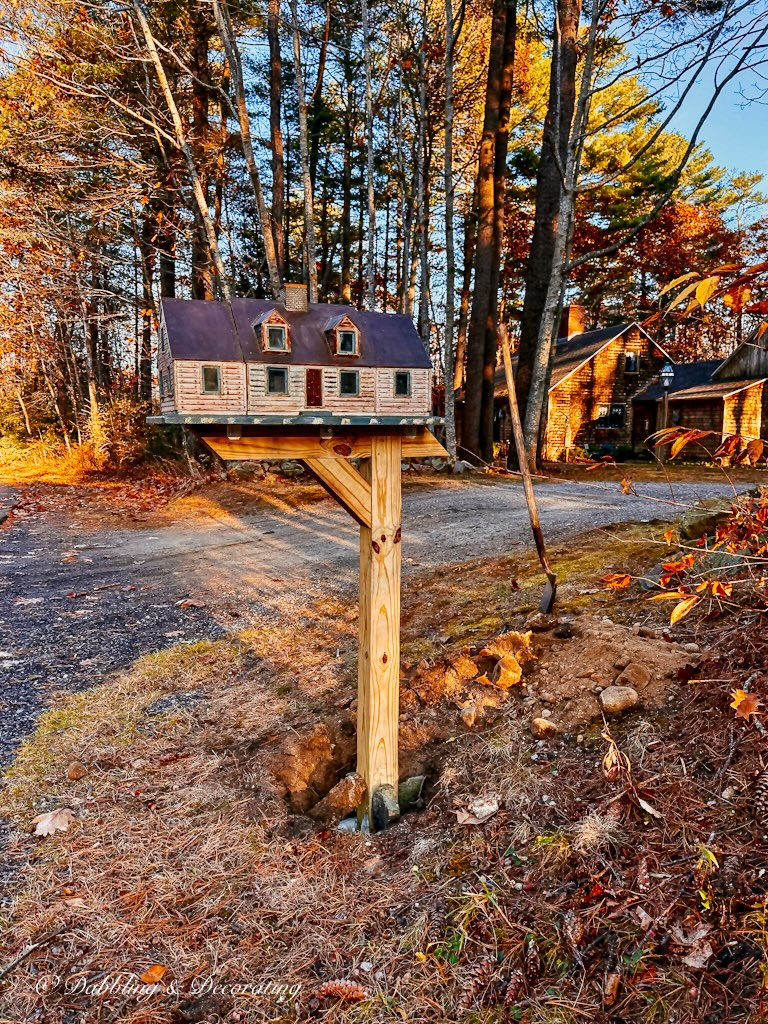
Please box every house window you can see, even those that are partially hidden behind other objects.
[339,370,360,397]
[338,329,358,355]
[159,372,164,397]
[266,324,288,351]
[267,367,289,395]
[202,365,221,394]
[394,371,411,397]
[596,403,625,428]
[625,352,639,373]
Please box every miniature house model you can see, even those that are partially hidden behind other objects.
[154,284,433,425]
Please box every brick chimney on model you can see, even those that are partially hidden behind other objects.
[559,304,587,339]
[283,282,309,312]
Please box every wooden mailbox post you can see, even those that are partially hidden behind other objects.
[182,419,447,825]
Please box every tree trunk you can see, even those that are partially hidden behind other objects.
[268,0,285,277]
[454,190,477,390]
[362,0,376,309]
[461,0,510,460]
[189,4,214,300]
[214,0,282,298]
[479,0,516,462]
[514,0,582,463]
[443,0,464,460]
[289,0,318,301]
[133,1,231,300]
[138,205,156,402]
[416,1,431,349]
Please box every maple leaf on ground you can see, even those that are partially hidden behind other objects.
[730,689,761,720]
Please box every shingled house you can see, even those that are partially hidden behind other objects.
[487,306,671,460]
[632,323,768,450]
[156,283,433,424]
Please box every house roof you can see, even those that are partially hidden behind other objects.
[490,322,644,398]
[632,360,722,402]
[633,359,766,402]
[160,298,432,370]
[670,377,767,401]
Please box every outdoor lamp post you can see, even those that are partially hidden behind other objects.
[659,360,675,464]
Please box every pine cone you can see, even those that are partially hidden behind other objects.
[524,938,541,988]
[457,957,495,1013]
[502,969,525,1005]
[754,770,768,829]
[313,980,369,1003]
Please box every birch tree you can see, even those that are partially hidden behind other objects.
[289,0,319,302]
[212,0,282,299]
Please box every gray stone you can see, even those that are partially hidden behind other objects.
[370,785,401,831]
[453,460,471,474]
[599,685,640,715]
[279,460,305,477]
[554,622,574,639]
[683,642,700,653]
[398,775,426,812]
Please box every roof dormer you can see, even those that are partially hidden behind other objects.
[253,308,290,354]
[324,314,360,357]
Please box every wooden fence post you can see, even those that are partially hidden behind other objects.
[357,434,402,826]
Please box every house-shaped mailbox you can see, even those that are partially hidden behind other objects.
[153,284,434,426]
[148,284,447,831]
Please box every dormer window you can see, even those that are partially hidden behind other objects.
[254,309,291,353]
[267,324,288,351]
[324,315,359,356]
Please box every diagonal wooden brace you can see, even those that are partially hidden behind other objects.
[302,456,372,528]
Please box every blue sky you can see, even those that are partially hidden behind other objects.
[670,77,768,198]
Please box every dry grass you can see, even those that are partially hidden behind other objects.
[2,524,768,1023]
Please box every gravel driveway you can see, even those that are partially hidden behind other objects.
[0,475,740,770]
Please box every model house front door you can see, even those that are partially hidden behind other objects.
[306,368,323,407]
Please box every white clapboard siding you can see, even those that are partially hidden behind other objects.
[375,368,431,415]
[248,364,306,415]
[321,367,378,414]
[175,361,247,414]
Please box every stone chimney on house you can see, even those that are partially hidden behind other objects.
[283,282,309,313]
[559,304,587,339]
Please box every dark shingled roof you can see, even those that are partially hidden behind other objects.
[162,298,243,362]
[633,359,723,402]
[160,298,432,370]
[491,323,637,397]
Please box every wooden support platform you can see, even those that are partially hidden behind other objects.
[192,424,447,829]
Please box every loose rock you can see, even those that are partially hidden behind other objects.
[525,612,558,632]
[599,685,640,715]
[66,761,87,781]
[531,717,559,739]
[616,662,651,691]
[308,772,367,823]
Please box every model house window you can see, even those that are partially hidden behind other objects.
[159,372,164,397]
[202,365,221,394]
[266,324,288,351]
[338,329,358,355]
[394,371,411,397]
[339,370,360,396]
[625,352,639,373]
[597,403,625,428]
[267,367,289,395]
